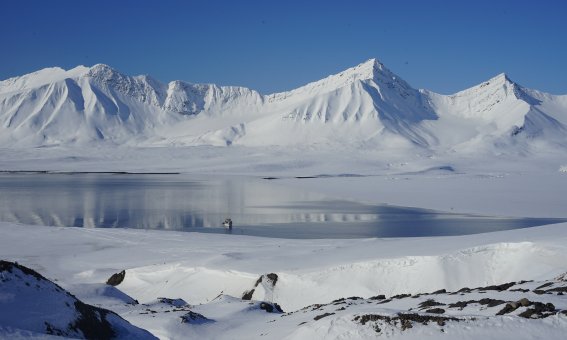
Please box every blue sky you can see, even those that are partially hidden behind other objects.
[1,0,566,94]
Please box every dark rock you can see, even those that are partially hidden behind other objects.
[478,298,506,307]
[369,294,386,300]
[354,313,461,332]
[106,270,126,286]
[273,303,284,313]
[448,301,469,309]
[518,302,556,319]
[346,296,362,300]
[518,298,530,307]
[391,293,411,299]
[509,288,529,292]
[376,299,393,304]
[546,286,567,293]
[70,300,116,339]
[331,296,361,303]
[181,311,212,324]
[432,289,447,294]
[419,299,445,309]
[476,282,516,292]
[535,282,554,290]
[259,301,284,313]
[496,303,518,315]
[302,303,325,311]
[265,273,278,287]
[243,273,279,300]
[314,312,335,321]
[260,302,273,313]
[242,289,255,300]
[426,308,445,314]
[518,309,539,319]
[157,297,188,307]
[449,298,505,310]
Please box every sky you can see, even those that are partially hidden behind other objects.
[1,0,566,95]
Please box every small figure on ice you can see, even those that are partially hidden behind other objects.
[223,218,233,229]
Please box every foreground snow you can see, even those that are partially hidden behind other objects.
[0,260,156,339]
[1,222,567,338]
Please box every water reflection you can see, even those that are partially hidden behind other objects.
[0,174,564,239]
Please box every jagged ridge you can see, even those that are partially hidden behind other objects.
[0,59,566,151]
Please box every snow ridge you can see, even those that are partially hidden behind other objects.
[1,60,566,152]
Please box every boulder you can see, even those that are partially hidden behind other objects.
[106,270,126,286]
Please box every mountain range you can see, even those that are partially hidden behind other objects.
[1,59,566,153]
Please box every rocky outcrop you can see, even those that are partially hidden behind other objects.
[241,273,279,300]
[106,270,126,286]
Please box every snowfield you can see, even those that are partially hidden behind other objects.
[1,222,567,339]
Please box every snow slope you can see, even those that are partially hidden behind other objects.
[1,59,566,152]
[0,260,156,339]
[1,222,567,339]
[0,64,263,146]
[425,73,567,152]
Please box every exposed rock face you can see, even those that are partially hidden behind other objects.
[157,297,188,307]
[418,299,445,309]
[425,308,446,314]
[180,311,213,324]
[242,289,255,300]
[241,272,279,300]
[106,270,126,286]
[449,298,506,310]
[314,312,335,321]
[259,301,284,313]
[354,313,461,332]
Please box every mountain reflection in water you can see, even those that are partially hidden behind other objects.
[0,174,564,239]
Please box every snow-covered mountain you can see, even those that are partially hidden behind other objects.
[1,59,566,153]
[425,73,567,152]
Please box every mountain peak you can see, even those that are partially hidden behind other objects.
[87,63,120,78]
[489,72,514,85]
[341,58,387,80]
[449,72,518,98]
[269,58,406,100]
[0,66,89,94]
